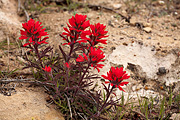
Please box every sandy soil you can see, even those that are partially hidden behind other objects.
[0,0,180,119]
[0,83,64,120]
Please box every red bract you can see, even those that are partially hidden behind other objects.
[89,47,105,72]
[81,23,108,46]
[68,14,90,32]
[42,66,52,72]
[101,67,130,92]
[76,47,105,72]
[64,62,70,68]
[19,18,49,46]
[61,14,90,46]
[76,53,88,62]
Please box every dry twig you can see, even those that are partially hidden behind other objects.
[77,112,88,120]
[7,36,10,71]
[0,78,53,86]
[131,110,147,119]
[64,93,73,119]
[18,0,29,21]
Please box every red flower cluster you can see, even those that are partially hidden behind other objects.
[68,14,90,32]
[19,18,49,47]
[102,67,130,92]
[61,14,108,47]
[76,47,105,72]
[81,23,108,46]
[42,66,52,72]
[61,14,90,45]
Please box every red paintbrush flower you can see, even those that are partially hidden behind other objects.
[61,14,90,46]
[81,23,108,46]
[76,47,105,72]
[68,14,90,32]
[89,47,105,72]
[101,67,130,92]
[19,18,49,46]
[42,66,52,72]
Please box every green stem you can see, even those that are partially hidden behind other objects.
[73,62,91,98]
[99,85,114,114]
[34,43,43,68]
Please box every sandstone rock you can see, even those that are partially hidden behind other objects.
[0,0,21,42]
[130,18,136,26]
[0,85,65,120]
[143,27,152,33]
[143,22,152,27]
[121,10,127,15]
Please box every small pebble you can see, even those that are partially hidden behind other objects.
[156,48,161,51]
[143,27,152,33]
[174,12,178,16]
[110,46,116,51]
[158,0,165,5]
[123,42,128,46]
[151,47,155,51]
[144,86,149,90]
[157,67,166,75]
[171,23,177,27]
[108,20,114,27]
[138,41,143,45]
[113,4,122,9]
[161,50,167,53]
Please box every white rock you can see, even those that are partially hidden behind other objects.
[113,4,122,9]
[100,42,177,83]
[170,113,180,120]
[174,12,178,16]
[158,0,165,5]
[122,10,127,15]
[115,19,118,23]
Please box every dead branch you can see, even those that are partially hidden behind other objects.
[131,110,147,119]
[64,93,73,119]
[77,112,88,120]
[17,0,22,13]
[7,36,10,71]
[0,78,53,86]
[18,0,29,21]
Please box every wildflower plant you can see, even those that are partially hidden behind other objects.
[19,14,130,119]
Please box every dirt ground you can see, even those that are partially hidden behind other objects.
[0,0,180,119]
[0,83,64,120]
